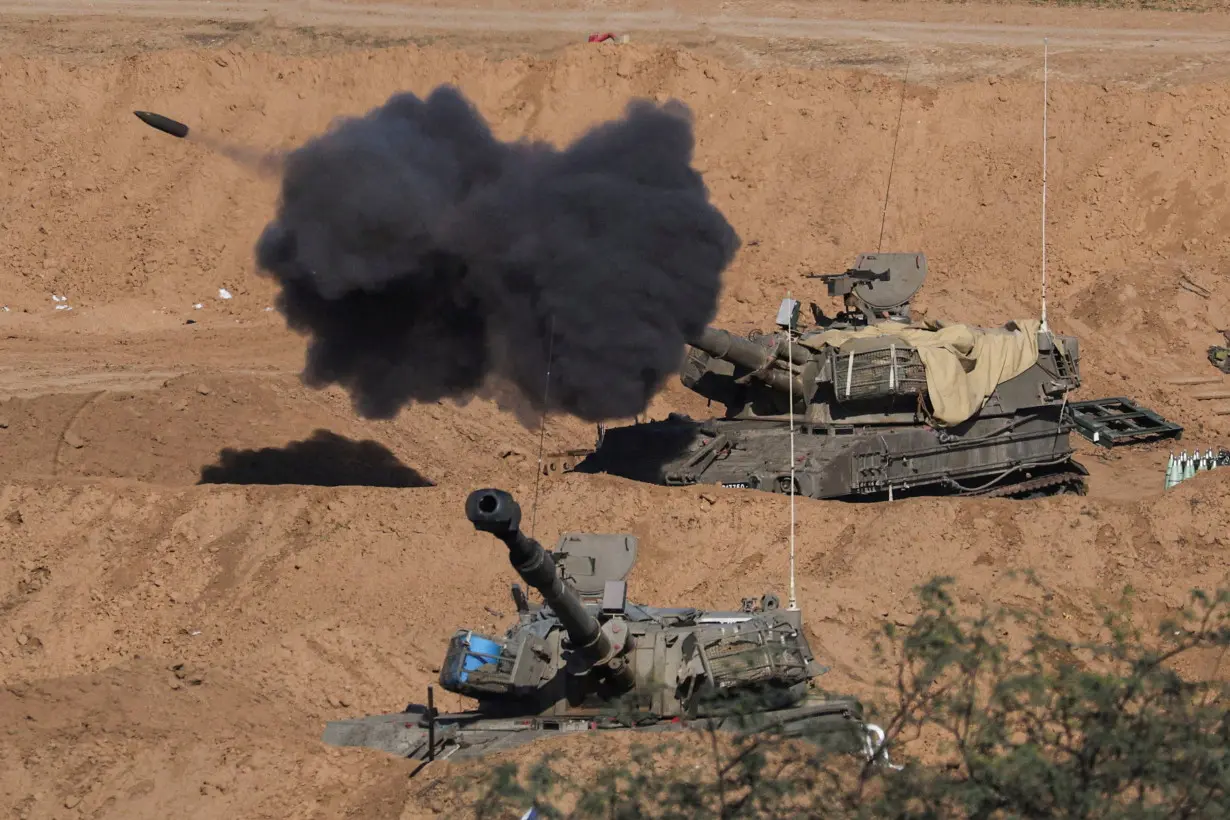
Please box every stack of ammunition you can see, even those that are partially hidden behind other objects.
[1165,449,1230,489]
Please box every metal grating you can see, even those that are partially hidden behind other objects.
[1064,397,1183,448]
[833,345,927,402]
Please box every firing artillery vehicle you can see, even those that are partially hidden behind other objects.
[563,252,1087,500]
[321,488,888,766]
[1210,330,1230,374]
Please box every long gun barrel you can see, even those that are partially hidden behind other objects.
[690,326,806,395]
[465,489,618,669]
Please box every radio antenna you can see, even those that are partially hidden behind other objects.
[529,314,556,540]
[877,62,910,253]
[787,291,798,612]
[1040,38,1050,334]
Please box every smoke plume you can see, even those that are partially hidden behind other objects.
[255,85,740,423]
[192,134,285,176]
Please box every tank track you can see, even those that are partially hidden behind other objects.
[962,470,1088,500]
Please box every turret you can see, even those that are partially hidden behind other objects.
[465,489,634,688]
[680,253,928,411]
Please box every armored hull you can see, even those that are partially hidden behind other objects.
[323,695,875,762]
[573,410,1087,501]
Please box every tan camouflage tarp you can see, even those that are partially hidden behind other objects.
[797,318,1043,425]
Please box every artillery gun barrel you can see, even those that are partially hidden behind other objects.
[465,489,617,668]
[690,327,806,395]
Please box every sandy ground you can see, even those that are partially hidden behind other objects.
[2,1,1230,817]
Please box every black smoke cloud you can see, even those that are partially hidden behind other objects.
[254,85,740,423]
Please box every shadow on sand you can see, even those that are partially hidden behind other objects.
[198,429,433,488]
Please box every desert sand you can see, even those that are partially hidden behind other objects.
[1,1,1229,818]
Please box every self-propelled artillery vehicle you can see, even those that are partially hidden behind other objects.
[321,488,889,766]
[563,252,1087,501]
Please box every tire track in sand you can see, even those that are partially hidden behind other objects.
[2,0,1230,53]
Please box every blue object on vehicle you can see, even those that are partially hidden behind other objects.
[440,631,505,688]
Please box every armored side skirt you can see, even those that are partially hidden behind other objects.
[322,698,876,764]
[569,412,1087,500]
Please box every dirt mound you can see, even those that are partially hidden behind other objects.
[2,471,1228,816]
[3,8,1230,819]
[0,660,422,820]
[0,372,567,487]
[5,39,1227,432]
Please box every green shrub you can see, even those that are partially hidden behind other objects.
[464,575,1230,819]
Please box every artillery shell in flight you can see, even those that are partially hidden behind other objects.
[133,110,190,139]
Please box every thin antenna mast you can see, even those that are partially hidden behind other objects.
[1040,38,1050,334]
[877,62,910,253]
[529,315,556,540]
[787,292,798,612]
